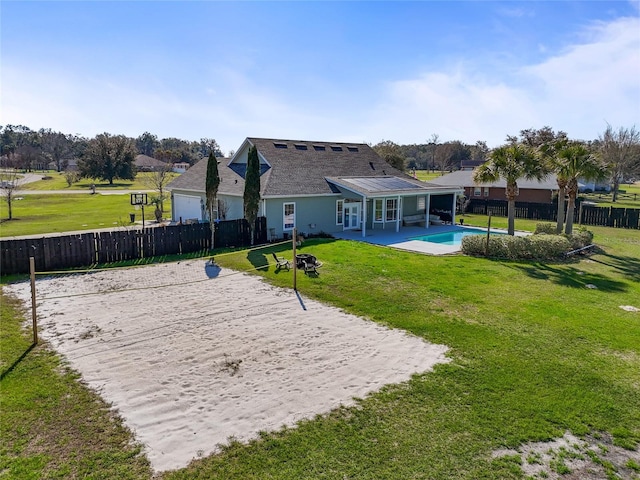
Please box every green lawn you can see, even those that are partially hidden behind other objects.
[581,182,640,209]
[2,218,638,478]
[20,171,179,192]
[0,194,170,237]
[414,170,447,182]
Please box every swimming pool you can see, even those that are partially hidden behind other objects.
[410,228,504,246]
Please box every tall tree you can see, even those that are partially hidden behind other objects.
[539,138,570,233]
[556,144,607,235]
[40,129,73,172]
[135,132,159,156]
[598,125,640,202]
[205,152,221,248]
[79,133,137,185]
[243,145,261,245]
[373,140,405,171]
[473,144,547,235]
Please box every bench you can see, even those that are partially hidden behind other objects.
[402,214,427,227]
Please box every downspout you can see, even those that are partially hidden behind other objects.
[396,195,401,232]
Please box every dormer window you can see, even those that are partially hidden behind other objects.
[330,146,343,152]
[313,145,326,151]
[347,146,359,152]
[294,144,308,150]
[274,142,288,149]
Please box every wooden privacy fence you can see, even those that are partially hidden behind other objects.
[466,199,640,229]
[1,217,267,275]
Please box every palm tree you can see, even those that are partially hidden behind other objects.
[556,144,607,235]
[473,144,547,235]
[540,139,570,234]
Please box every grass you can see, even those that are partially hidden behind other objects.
[0,194,170,237]
[1,218,639,479]
[414,170,447,182]
[19,171,178,192]
[0,296,152,479]
[581,181,640,209]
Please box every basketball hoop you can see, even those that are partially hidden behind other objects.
[130,193,149,228]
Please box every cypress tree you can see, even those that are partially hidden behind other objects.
[243,145,261,245]
[205,152,220,248]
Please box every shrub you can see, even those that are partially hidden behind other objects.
[461,234,572,260]
[535,223,556,234]
[565,229,594,250]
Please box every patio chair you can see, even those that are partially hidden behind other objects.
[296,254,323,274]
[271,252,291,270]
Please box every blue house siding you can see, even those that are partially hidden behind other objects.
[264,196,342,238]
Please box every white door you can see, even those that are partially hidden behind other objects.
[343,203,361,230]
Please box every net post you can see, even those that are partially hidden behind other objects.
[29,257,38,345]
[292,227,297,291]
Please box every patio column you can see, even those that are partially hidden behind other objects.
[425,194,431,229]
[361,195,367,238]
[451,194,457,224]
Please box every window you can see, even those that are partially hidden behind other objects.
[283,203,295,230]
[313,145,326,151]
[474,187,482,197]
[374,199,383,222]
[385,198,398,221]
[274,142,288,149]
[336,200,344,225]
[330,146,343,152]
[417,196,426,211]
[294,144,307,150]
[347,146,359,152]
[483,187,489,197]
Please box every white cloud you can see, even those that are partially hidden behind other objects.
[362,16,640,146]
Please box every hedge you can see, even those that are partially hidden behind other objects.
[461,226,594,260]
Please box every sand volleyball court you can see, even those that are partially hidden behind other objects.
[5,260,448,472]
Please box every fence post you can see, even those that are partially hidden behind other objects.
[30,257,38,345]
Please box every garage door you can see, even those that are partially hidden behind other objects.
[173,194,203,222]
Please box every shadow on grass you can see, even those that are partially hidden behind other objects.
[589,253,640,284]
[510,262,627,293]
[0,342,36,381]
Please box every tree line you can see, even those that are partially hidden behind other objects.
[0,125,223,178]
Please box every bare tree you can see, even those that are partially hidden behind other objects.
[598,124,640,202]
[141,162,174,213]
[1,169,21,220]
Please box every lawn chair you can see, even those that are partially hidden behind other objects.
[271,252,291,270]
[296,254,323,275]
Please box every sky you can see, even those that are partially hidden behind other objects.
[1,1,639,154]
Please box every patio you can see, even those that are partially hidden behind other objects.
[333,224,489,255]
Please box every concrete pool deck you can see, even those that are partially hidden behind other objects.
[333,224,511,255]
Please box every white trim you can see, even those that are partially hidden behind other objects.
[336,199,344,225]
[283,202,296,230]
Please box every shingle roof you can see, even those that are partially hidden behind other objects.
[429,169,559,190]
[167,157,244,195]
[246,137,412,196]
[168,137,455,197]
[134,154,167,169]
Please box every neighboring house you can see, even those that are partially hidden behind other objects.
[172,162,191,173]
[429,170,559,203]
[135,154,168,172]
[167,137,463,239]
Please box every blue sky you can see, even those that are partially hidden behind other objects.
[2,1,639,154]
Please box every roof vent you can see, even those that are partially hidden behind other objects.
[347,146,359,152]
[294,144,308,150]
[274,142,288,149]
[313,145,326,151]
[369,161,375,170]
[330,146,343,152]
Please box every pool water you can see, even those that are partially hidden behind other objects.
[410,229,502,246]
